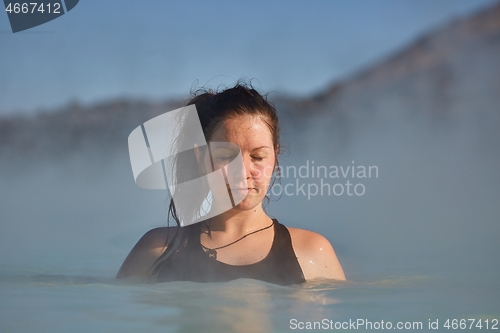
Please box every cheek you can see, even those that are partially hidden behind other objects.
[201,155,214,174]
[255,160,276,184]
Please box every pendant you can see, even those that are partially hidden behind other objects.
[206,249,217,260]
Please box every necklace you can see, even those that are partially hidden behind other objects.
[200,220,275,260]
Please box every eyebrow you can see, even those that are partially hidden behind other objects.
[251,146,271,151]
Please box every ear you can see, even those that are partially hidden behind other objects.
[194,144,207,174]
[194,144,201,164]
[275,144,280,156]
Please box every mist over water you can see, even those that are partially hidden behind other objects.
[0,153,169,276]
[1,106,498,286]
[274,112,500,282]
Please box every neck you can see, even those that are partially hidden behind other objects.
[205,204,271,235]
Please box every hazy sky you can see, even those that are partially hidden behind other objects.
[0,0,498,116]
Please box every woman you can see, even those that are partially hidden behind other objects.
[117,83,345,285]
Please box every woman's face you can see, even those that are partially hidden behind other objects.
[199,114,276,212]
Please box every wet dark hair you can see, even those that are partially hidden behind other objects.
[150,81,282,276]
[190,83,280,151]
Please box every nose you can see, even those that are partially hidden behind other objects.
[243,156,257,180]
[224,154,253,186]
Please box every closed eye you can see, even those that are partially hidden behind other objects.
[215,155,235,162]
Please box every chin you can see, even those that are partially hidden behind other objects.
[232,196,264,211]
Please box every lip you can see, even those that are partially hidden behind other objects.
[230,188,256,193]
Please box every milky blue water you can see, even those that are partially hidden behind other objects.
[1,270,498,333]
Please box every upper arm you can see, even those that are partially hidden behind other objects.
[288,228,346,281]
[116,227,171,279]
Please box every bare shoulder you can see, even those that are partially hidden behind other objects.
[287,227,346,281]
[116,227,175,279]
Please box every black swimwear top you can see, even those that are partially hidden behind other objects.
[155,219,306,285]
